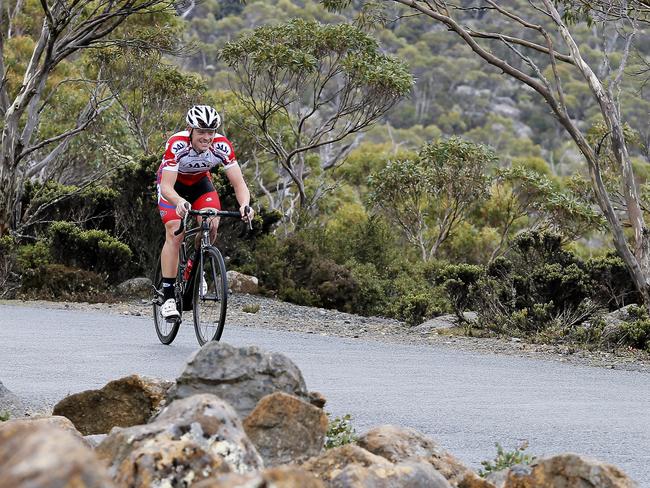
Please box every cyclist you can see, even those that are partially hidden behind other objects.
[157,105,254,319]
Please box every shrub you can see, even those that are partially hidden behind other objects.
[438,263,483,322]
[0,411,9,422]
[325,413,358,449]
[20,264,112,302]
[479,441,536,478]
[585,252,639,310]
[0,235,18,298]
[49,221,132,281]
[17,240,51,271]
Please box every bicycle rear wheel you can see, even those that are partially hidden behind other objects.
[153,262,181,345]
[193,246,228,345]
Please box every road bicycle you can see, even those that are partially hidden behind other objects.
[152,207,251,346]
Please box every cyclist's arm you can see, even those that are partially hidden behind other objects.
[225,163,252,217]
[160,170,189,216]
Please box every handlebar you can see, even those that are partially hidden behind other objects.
[174,205,252,236]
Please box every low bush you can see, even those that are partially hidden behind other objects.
[0,235,18,298]
[49,221,132,281]
[479,441,536,478]
[20,264,113,302]
[325,413,357,449]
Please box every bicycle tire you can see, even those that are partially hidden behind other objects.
[193,246,228,345]
[152,261,181,345]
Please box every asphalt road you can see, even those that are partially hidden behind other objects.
[2,303,649,485]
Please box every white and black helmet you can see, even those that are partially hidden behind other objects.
[186,105,221,130]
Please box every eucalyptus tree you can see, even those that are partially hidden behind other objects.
[220,19,413,214]
[0,0,180,236]
[368,137,494,261]
[326,0,650,307]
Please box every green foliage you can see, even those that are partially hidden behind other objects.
[49,222,132,281]
[20,264,112,302]
[0,411,9,422]
[17,240,51,271]
[369,137,495,260]
[479,442,536,478]
[438,263,483,323]
[325,413,358,449]
[616,306,650,352]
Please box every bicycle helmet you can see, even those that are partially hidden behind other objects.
[186,105,221,130]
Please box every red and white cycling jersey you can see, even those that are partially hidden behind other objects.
[157,130,238,185]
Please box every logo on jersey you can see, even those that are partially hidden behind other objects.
[214,142,230,154]
[172,141,187,153]
[160,210,167,217]
[206,197,212,202]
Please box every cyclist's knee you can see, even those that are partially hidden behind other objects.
[164,221,184,245]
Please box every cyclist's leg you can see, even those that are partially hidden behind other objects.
[158,194,184,318]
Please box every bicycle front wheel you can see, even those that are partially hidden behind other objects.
[193,246,228,345]
[152,262,181,345]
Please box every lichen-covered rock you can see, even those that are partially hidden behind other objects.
[301,444,393,485]
[53,374,172,435]
[193,465,325,487]
[96,394,263,487]
[502,453,637,488]
[357,425,492,487]
[0,421,116,487]
[166,342,310,419]
[331,460,453,487]
[244,392,328,466]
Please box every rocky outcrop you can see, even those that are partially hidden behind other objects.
[96,394,263,487]
[357,425,492,487]
[244,391,328,466]
[0,380,24,417]
[227,270,259,294]
[301,444,394,484]
[53,374,172,435]
[193,466,325,487]
[497,453,637,488]
[166,341,311,419]
[0,421,116,488]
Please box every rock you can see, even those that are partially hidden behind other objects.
[0,421,116,487]
[166,342,311,419]
[331,459,453,487]
[115,277,152,298]
[244,392,328,466]
[502,453,637,487]
[227,270,259,294]
[413,312,477,333]
[308,390,328,408]
[193,465,325,487]
[0,380,25,417]
[0,415,87,444]
[53,374,172,435]
[97,394,263,487]
[301,444,393,485]
[601,304,638,344]
[357,425,491,487]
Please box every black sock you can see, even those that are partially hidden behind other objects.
[162,277,175,301]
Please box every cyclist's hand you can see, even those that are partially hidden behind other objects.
[240,205,254,224]
[176,199,190,218]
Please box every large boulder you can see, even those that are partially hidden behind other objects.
[0,421,116,488]
[193,466,325,487]
[227,270,259,294]
[244,392,328,466]
[500,453,637,488]
[357,425,492,488]
[53,374,172,435]
[96,394,263,487]
[330,460,453,488]
[166,342,311,419]
[0,380,25,417]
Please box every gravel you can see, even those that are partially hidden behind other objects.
[4,294,650,374]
